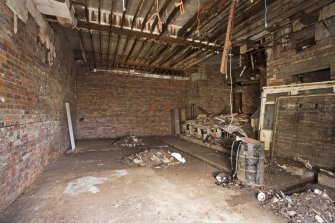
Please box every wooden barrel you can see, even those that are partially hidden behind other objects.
[237,138,264,186]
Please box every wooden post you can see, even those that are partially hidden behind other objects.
[65,103,75,150]
[220,0,237,77]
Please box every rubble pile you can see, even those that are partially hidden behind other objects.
[114,136,145,147]
[184,113,255,147]
[263,189,335,223]
[123,148,185,168]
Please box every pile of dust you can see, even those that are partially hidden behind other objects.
[263,189,334,223]
[123,148,185,168]
[114,136,145,147]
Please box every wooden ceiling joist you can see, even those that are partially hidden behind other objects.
[78,51,192,75]
[106,0,114,67]
[83,0,96,67]
[77,21,221,52]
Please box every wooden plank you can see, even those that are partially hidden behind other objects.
[65,103,75,150]
[318,173,335,189]
[273,94,335,170]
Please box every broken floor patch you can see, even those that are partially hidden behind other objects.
[63,176,108,196]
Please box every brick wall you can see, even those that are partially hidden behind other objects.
[76,70,186,139]
[186,59,231,117]
[267,17,335,86]
[241,83,261,115]
[0,2,76,211]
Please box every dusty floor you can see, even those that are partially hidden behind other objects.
[0,140,286,223]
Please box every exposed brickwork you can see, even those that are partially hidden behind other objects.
[76,70,186,139]
[186,62,231,117]
[267,24,335,86]
[0,2,76,211]
[241,83,260,115]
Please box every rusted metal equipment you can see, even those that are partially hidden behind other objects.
[236,137,265,186]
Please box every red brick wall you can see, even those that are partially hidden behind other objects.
[76,70,186,139]
[0,2,76,210]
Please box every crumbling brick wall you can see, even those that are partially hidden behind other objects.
[76,70,187,139]
[0,2,76,211]
[186,61,231,118]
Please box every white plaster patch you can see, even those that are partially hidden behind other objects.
[113,169,128,177]
[63,176,107,196]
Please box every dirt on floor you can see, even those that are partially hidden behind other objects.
[0,139,285,223]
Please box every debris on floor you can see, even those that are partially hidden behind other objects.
[212,171,250,191]
[63,176,108,196]
[114,135,145,147]
[123,148,185,168]
[182,113,255,148]
[171,152,186,163]
[263,189,335,223]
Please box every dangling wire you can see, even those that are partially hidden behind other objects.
[228,47,233,127]
[146,0,162,31]
[196,0,201,36]
[175,0,185,15]
[264,0,268,28]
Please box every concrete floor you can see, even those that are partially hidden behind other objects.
[0,139,286,223]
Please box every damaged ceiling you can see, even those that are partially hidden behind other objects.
[37,0,333,76]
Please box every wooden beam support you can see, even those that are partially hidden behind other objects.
[112,0,128,67]
[83,0,96,67]
[184,52,215,69]
[122,0,144,56]
[131,39,147,63]
[220,0,237,76]
[77,21,221,51]
[98,0,102,67]
[80,51,192,74]
[178,0,217,37]
[125,0,148,63]
[106,1,114,67]
[169,48,196,67]
[78,30,87,64]
[158,45,182,66]
[148,44,171,65]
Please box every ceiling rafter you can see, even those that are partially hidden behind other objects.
[178,0,220,37]
[80,51,192,74]
[159,0,191,36]
[83,0,96,67]
[123,0,145,62]
[77,21,221,51]
[106,0,114,67]
[112,0,129,67]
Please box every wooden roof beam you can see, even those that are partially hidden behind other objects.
[77,21,221,52]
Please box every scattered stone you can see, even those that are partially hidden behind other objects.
[215,173,229,183]
[123,148,184,167]
[263,189,335,223]
[171,152,186,163]
[114,136,145,147]
[257,192,266,202]
[287,211,297,217]
[315,215,325,223]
